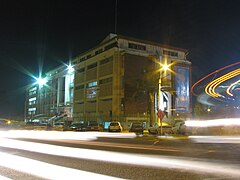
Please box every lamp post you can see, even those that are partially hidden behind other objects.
[158,63,170,135]
[35,76,47,118]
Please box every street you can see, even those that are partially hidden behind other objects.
[0,130,240,179]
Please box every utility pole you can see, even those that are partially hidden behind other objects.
[115,0,118,34]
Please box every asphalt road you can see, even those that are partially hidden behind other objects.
[0,130,240,179]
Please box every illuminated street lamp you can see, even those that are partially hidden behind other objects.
[158,62,171,135]
[162,63,170,71]
[67,64,74,74]
[36,77,47,88]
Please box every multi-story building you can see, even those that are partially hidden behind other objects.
[25,64,74,121]
[25,33,191,127]
[72,33,191,127]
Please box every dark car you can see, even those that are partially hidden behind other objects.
[86,121,103,131]
[69,123,87,131]
[129,122,144,134]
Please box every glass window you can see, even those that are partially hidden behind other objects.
[128,43,146,51]
[87,81,97,88]
[87,62,97,70]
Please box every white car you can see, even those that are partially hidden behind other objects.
[108,121,123,132]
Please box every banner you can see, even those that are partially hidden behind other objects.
[174,65,190,113]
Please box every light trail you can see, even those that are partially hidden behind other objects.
[185,118,240,127]
[0,151,122,180]
[189,135,240,144]
[191,61,240,96]
[0,130,179,152]
[0,175,11,180]
[226,79,240,96]
[0,130,136,141]
[0,137,240,178]
[204,68,240,97]
[208,69,240,97]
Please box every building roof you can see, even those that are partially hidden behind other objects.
[116,34,188,53]
[75,33,188,59]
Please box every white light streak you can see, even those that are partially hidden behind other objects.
[0,137,240,178]
[0,151,122,180]
[0,175,11,180]
[0,130,136,141]
[185,118,240,127]
[189,135,240,144]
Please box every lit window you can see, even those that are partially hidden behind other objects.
[87,81,97,88]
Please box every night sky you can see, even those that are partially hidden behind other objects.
[0,0,240,119]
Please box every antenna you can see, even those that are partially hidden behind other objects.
[115,0,118,34]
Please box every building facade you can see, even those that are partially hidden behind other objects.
[25,33,191,127]
[25,65,74,121]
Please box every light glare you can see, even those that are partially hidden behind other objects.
[36,77,47,86]
[67,64,74,73]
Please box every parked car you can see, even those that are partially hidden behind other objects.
[33,122,50,130]
[172,120,186,135]
[69,123,87,131]
[148,122,172,135]
[86,121,103,131]
[52,122,65,131]
[129,122,144,134]
[108,121,123,132]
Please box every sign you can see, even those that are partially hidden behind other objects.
[157,109,165,120]
[174,65,190,113]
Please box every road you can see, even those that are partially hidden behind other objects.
[0,130,240,179]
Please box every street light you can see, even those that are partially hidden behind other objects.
[36,77,47,88]
[67,64,74,74]
[158,62,171,135]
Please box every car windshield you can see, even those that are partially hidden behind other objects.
[54,122,64,126]
[71,123,80,126]
[131,123,142,127]
[110,123,119,126]
[88,122,98,126]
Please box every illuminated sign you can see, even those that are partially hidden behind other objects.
[174,65,190,113]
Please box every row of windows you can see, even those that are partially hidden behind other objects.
[75,77,112,90]
[28,107,36,112]
[87,81,97,88]
[105,42,118,51]
[29,101,36,105]
[86,87,97,98]
[76,56,113,73]
[99,77,112,84]
[75,84,84,90]
[163,50,178,57]
[29,97,37,105]
[100,56,113,65]
[28,87,37,96]
[76,98,112,104]
[128,43,146,51]
[77,68,85,73]
[29,90,37,96]
[95,48,103,55]
[128,43,179,58]
[74,42,117,64]
[87,62,97,70]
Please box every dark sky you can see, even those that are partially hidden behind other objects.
[0,0,240,118]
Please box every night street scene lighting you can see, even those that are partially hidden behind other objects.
[2,1,240,179]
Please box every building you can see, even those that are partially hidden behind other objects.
[25,64,74,122]
[25,33,191,127]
